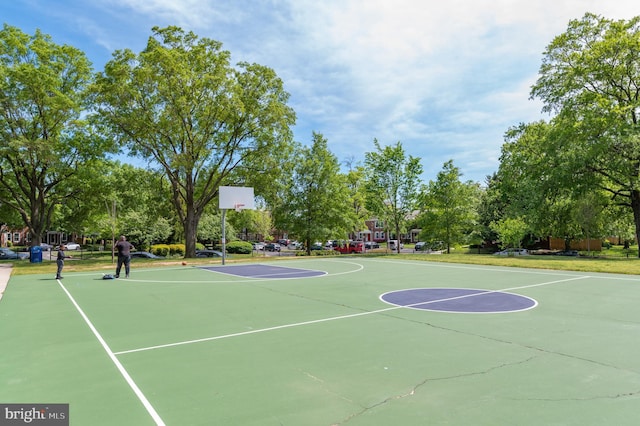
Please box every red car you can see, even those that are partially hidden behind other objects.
[334,241,364,254]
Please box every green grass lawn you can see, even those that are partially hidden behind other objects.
[4,244,640,276]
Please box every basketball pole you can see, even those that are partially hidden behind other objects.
[221,208,227,265]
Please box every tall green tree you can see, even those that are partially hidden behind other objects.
[92,26,295,257]
[418,160,480,253]
[88,162,174,249]
[476,173,505,246]
[277,133,354,254]
[344,165,368,238]
[603,204,636,246]
[197,211,236,246]
[364,139,422,253]
[490,217,529,250]
[498,121,571,242]
[0,24,111,246]
[530,13,640,256]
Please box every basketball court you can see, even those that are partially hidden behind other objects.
[1,257,640,425]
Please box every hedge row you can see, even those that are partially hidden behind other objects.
[150,241,253,256]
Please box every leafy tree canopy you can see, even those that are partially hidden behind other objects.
[418,160,480,253]
[92,26,296,257]
[277,132,355,254]
[530,12,640,255]
[364,139,422,252]
[0,24,113,245]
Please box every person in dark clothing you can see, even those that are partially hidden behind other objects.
[114,235,135,278]
[56,245,71,279]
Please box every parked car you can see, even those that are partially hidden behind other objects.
[309,242,324,251]
[61,242,81,250]
[252,242,265,251]
[40,243,52,251]
[334,241,365,254]
[414,242,428,251]
[364,241,380,249]
[288,241,303,250]
[494,248,529,256]
[0,248,29,260]
[195,249,225,258]
[264,243,281,252]
[130,251,164,259]
[388,240,404,250]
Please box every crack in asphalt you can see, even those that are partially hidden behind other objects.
[330,312,640,425]
[380,311,640,375]
[333,356,537,425]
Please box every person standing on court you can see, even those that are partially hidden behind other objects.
[114,235,135,278]
[56,244,71,279]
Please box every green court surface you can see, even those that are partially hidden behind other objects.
[1,258,640,425]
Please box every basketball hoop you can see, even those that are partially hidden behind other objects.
[234,203,245,213]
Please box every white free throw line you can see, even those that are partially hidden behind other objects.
[57,279,166,426]
[115,275,589,356]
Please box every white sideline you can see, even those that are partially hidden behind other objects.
[56,279,166,426]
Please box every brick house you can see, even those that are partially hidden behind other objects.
[1,224,73,248]
[356,212,421,243]
[0,224,30,247]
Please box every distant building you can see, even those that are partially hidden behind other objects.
[1,225,29,247]
[1,224,74,247]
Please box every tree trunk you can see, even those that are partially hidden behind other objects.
[21,196,47,247]
[183,210,199,258]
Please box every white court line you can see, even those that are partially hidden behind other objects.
[362,257,640,281]
[114,275,589,356]
[124,260,364,283]
[57,279,166,426]
[359,257,590,277]
[201,266,327,279]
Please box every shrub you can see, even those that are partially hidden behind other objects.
[311,249,337,256]
[226,241,252,254]
[152,244,170,257]
[169,244,185,256]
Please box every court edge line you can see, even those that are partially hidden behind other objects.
[56,279,166,426]
[119,260,364,283]
[114,275,588,356]
[360,257,631,279]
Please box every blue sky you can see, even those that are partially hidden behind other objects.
[6,0,640,183]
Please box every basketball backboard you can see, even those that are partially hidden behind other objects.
[219,186,255,210]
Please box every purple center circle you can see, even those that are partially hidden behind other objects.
[380,288,537,313]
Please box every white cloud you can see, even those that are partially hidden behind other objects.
[11,0,640,182]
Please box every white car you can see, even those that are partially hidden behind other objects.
[389,240,404,250]
[288,241,303,250]
[493,248,529,256]
[62,243,81,250]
